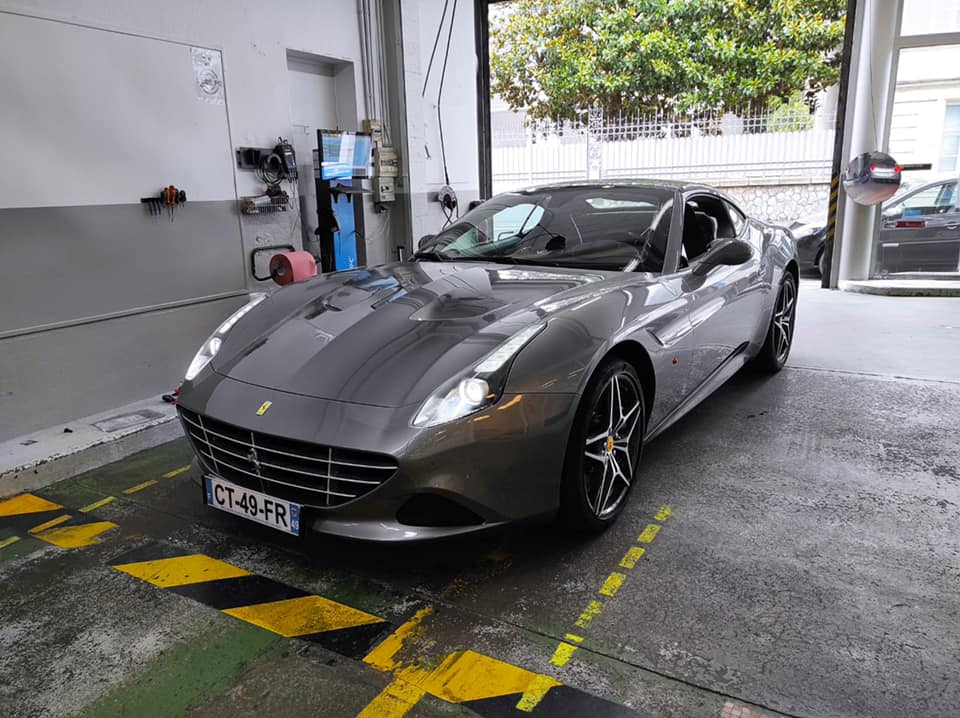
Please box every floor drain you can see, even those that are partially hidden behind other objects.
[93,410,165,433]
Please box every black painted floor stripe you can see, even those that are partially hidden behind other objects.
[463,685,647,717]
[1,511,73,534]
[299,621,394,661]
[110,541,194,566]
[168,574,311,610]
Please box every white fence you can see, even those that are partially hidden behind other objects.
[491,108,836,195]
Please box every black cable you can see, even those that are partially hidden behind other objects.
[421,0,452,97]
[436,0,458,188]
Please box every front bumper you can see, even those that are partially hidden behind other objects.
[178,373,578,541]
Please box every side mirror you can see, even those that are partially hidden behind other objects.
[467,199,485,212]
[692,238,753,276]
[418,234,434,249]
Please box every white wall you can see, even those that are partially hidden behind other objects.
[0,14,235,208]
[0,0,371,196]
[401,0,480,243]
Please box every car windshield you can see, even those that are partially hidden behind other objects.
[417,186,675,272]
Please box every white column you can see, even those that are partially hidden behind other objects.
[836,0,901,283]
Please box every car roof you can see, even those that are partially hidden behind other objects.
[510,179,714,194]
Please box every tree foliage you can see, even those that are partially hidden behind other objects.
[490,0,846,121]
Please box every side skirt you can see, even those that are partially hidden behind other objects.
[644,342,750,443]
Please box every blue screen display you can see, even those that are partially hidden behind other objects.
[320,131,372,181]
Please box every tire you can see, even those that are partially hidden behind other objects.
[559,359,646,532]
[752,272,797,373]
[816,249,826,277]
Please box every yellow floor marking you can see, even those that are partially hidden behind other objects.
[637,524,661,543]
[29,514,71,533]
[564,633,583,643]
[548,642,579,667]
[355,672,428,718]
[79,496,115,513]
[0,536,21,550]
[223,594,383,638]
[364,606,433,672]
[122,479,158,494]
[424,650,558,704]
[515,673,559,712]
[0,493,62,517]
[115,554,251,587]
[599,571,626,597]
[620,545,646,569]
[35,521,117,549]
[654,505,672,521]
[162,465,191,479]
[574,600,604,629]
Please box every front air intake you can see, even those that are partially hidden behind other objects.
[396,494,484,527]
[179,408,397,509]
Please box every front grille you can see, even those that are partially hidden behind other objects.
[178,407,397,509]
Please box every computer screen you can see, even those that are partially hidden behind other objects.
[319,131,373,181]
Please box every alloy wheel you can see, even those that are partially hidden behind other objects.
[582,372,643,519]
[773,277,796,364]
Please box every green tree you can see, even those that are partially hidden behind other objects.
[490,0,846,122]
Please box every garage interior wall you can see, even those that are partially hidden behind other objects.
[399,0,481,245]
[0,0,484,443]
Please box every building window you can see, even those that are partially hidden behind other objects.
[938,104,960,172]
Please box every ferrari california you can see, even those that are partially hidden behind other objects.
[177,180,798,541]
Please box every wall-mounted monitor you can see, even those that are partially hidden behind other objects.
[318,130,373,181]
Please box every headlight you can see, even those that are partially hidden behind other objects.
[412,323,545,428]
[184,294,267,381]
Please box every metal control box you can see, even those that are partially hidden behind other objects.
[374,177,396,203]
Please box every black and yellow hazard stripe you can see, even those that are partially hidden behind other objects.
[463,684,644,717]
[111,544,391,659]
[0,492,117,549]
[112,543,648,716]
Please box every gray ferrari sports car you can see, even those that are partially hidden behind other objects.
[177,180,798,541]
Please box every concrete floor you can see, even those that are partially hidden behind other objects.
[2,280,959,718]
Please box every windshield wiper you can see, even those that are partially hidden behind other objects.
[412,250,447,262]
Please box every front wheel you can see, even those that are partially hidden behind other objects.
[560,359,645,532]
[751,272,797,373]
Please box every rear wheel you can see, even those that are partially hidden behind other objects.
[560,359,645,532]
[817,248,826,277]
[752,272,797,373]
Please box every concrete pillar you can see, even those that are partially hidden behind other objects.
[837,0,901,283]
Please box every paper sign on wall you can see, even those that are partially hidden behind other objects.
[191,47,224,105]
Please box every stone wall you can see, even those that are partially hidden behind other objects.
[723,183,829,225]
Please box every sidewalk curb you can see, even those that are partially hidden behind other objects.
[0,411,182,499]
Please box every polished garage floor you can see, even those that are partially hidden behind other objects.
[2,279,959,718]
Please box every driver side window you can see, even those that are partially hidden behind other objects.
[897,182,958,216]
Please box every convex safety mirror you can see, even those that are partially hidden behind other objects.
[843,151,902,206]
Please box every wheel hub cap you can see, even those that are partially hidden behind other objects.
[605,436,615,453]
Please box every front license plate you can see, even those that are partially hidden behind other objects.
[205,476,300,536]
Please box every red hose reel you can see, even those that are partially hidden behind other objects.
[268,251,318,286]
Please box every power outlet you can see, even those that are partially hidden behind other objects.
[375,177,396,203]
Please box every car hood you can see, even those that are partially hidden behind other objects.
[212,261,617,408]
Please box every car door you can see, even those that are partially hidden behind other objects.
[677,194,765,388]
[878,180,960,273]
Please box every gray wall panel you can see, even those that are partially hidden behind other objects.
[0,296,245,441]
[0,201,245,335]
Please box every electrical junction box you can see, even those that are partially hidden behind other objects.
[374,177,396,203]
[374,146,399,178]
[363,119,383,144]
